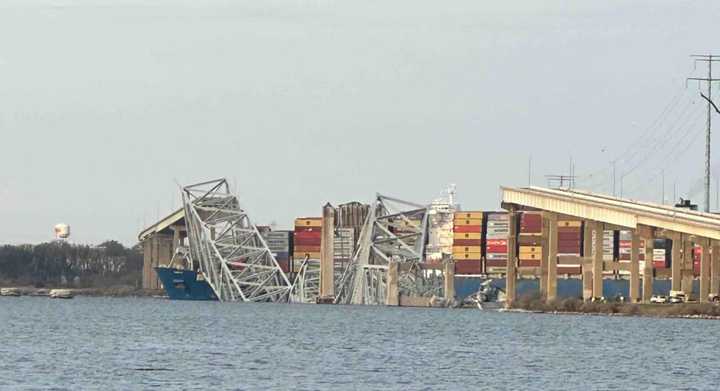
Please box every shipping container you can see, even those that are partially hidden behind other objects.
[453,253,482,261]
[519,259,541,267]
[453,218,483,226]
[455,211,484,219]
[293,251,321,259]
[453,225,482,233]
[454,232,481,240]
[453,245,482,253]
[453,239,482,246]
[295,218,322,227]
[557,266,582,275]
[519,212,543,234]
[558,220,582,228]
[455,262,482,275]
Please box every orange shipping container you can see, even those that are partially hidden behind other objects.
[454,212,484,219]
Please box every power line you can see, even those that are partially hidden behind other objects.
[688,54,720,212]
[576,95,699,191]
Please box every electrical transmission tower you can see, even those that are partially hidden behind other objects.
[688,54,720,212]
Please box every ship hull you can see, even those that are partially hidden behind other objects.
[154,267,217,301]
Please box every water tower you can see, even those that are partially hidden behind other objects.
[54,223,71,240]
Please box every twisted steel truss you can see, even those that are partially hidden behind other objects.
[335,194,439,305]
[290,257,320,303]
[182,179,292,302]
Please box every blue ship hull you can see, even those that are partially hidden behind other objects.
[154,267,218,301]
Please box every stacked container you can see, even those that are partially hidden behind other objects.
[452,211,483,275]
[485,212,509,273]
[518,212,543,268]
[693,245,702,277]
[616,231,645,276]
[262,230,293,273]
[557,220,582,275]
[293,217,322,272]
[653,239,671,269]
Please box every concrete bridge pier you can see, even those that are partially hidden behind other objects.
[547,214,558,302]
[700,238,710,302]
[712,241,720,297]
[682,240,693,297]
[506,210,518,306]
[629,231,640,303]
[671,233,682,292]
[592,222,604,299]
[582,221,593,301]
[642,237,654,303]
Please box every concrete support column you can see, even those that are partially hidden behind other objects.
[671,233,682,292]
[582,221,594,301]
[319,204,335,299]
[629,231,640,303]
[546,213,558,302]
[386,262,399,306]
[506,211,518,306]
[643,239,654,303]
[682,241,693,297]
[444,261,455,300]
[539,214,550,299]
[700,238,710,302]
[712,242,720,296]
[593,222,604,299]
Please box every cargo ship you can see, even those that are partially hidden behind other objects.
[154,267,217,301]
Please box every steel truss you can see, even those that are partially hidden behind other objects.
[335,194,441,305]
[290,257,320,303]
[182,178,292,302]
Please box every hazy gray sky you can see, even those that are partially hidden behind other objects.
[1,0,719,245]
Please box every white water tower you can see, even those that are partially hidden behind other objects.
[54,223,71,240]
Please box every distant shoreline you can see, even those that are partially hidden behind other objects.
[0,286,165,298]
[508,298,720,320]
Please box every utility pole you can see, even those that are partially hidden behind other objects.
[528,156,532,186]
[661,169,665,204]
[611,160,617,196]
[688,54,720,212]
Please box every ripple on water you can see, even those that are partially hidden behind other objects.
[1,297,719,390]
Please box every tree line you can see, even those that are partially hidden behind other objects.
[0,240,142,288]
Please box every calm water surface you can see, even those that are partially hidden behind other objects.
[1,297,719,390]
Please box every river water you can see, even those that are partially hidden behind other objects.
[1,296,719,390]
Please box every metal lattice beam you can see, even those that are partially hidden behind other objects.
[182,178,292,302]
[335,194,441,305]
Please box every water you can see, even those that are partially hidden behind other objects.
[1,297,719,390]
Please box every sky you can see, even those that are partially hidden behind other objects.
[1,0,719,245]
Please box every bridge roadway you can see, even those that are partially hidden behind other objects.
[502,186,720,304]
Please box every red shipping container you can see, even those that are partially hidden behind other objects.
[558,240,581,248]
[557,266,582,275]
[294,238,321,246]
[519,260,541,267]
[453,225,482,233]
[520,213,542,233]
[294,231,322,239]
[486,246,508,253]
[558,232,581,240]
[486,259,507,267]
[294,226,322,233]
[558,226,582,232]
[486,239,507,246]
[455,262,482,275]
[452,239,483,247]
[654,261,668,269]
